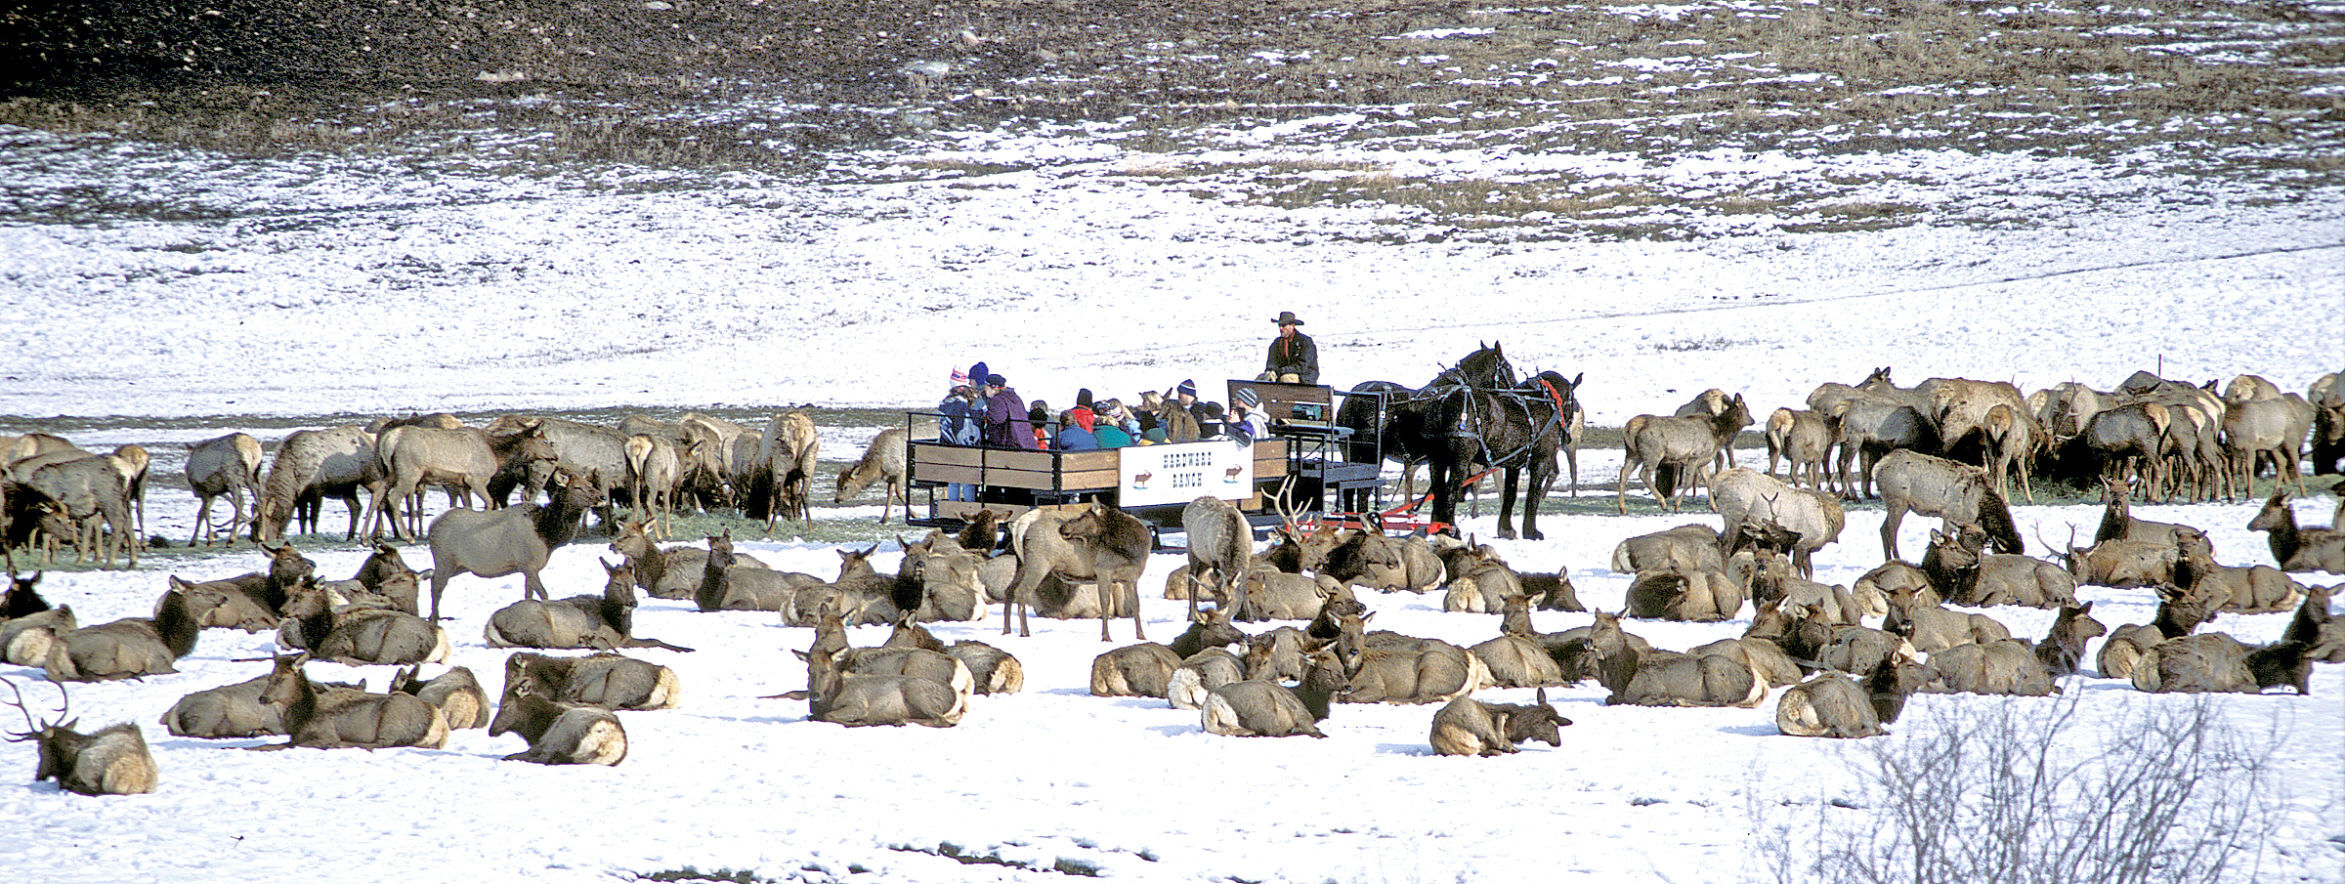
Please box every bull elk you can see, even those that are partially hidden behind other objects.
[4,677,155,795]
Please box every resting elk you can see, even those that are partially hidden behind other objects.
[1428,689,1571,756]
[4,678,156,795]
[251,654,449,750]
[2248,492,2345,573]
[490,679,627,765]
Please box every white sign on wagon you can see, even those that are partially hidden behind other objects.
[1119,440,1254,508]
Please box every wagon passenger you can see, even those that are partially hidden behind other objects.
[982,374,1037,450]
[1227,387,1269,445]
[937,368,984,501]
[1057,409,1100,451]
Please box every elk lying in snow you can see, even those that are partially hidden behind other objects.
[1850,560,1934,621]
[44,584,199,682]
[252,654,450,750]
[1339,635,1492,705]
[1007,503,1153,640]
[2093,478,2204,547]
[2175,531,2303,613]
[1916,606,2089,697]
[894,534,984,622]
[1743,546,1861,626]
[1588,610,1765,708]
[1611,523,1723,574]
[945,641,1025,694]
[1774,658,1924,739]
[1881,584,2010,654]
[276,581,451,666]
[2282,584,2343,663]
[1873,449,2022,562]
[503,651,681,711]
[797,642,965,728]
[390,665,489,729]
[487,559,692,652]
[171,574,281,633]
[2059,535,2179,589]
[1921,529,2077,608]
[2033,602,2106,678]
[1091,612,1245,698]
[1688,604,1807,689]
[1202,645,1348,738]
[1429,689,1572,756]
[1624,562,1747,622]
[697,530,815,613]
[2248,492,2345,573]
[834,427,910,524]
[4,678,156,795]
[425,467,605,622]
[491,678,627,765]
[1,571,74,666]
[2131,633,2313,695]
[1617,394,1751,513]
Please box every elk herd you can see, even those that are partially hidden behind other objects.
[0,363,2339,797]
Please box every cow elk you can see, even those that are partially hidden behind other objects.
[487,558,692,652]
[2248,492,2345,573]
[490,679,627,765]
[504,651,681,711]
[425,467,605,622]
[1774,657,1923,739]
[1764,407,1837,492]
[389,665,490,729]
[1588,612,1764,708]
[44,584,199,682]
[797,643,964,728]
[1179,495,1251,621]
[1005,503,1152,641]
[252,654,450,750]
[276,580,451,666]
[1201,645,1348,738]
[2130,634,2312,695]
[0,571,73,666]
[1873,449,2022,562]
[1713,469,1845,577]
[834,427,909,524]
[1617,393,1751,512]
[1090,611,1245,698]
[1429,689,1572,756]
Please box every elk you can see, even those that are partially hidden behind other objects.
[1920,529,2077,608]
[2059,533,2181,589]
[367,422,558,541]
[1429,689,1572,756]
[1623,562,1746,622]
[4,678,156,795]
[1201,645,1348,738]
[490,678,627,765]
[2092,477,2203,547]
[1773,657,1923,739]
[0,572,73,666]
[1616,393,1751,512]
[1471,597,1569,687]
[2097,583,2222,680]
[1168,643,1248,711]
[503,651,681,711]
[487,558,693,651]
[186,432,264,547]
[1829,395,1937,499]
[1712,468,1845,577]
[13,454,136,568]
[2281,584,2342,663]
[1341,636,1494,705]
[623,433,682,540]
[1610,523,1723,574]
[257,426,381,543]
[1741,544,1861,626]
[750,410,819,531]
[895,534,984,622]
[1005,502,1152,641]
[163,671,350,739]
[2032,602,2106,678]
[1881,584,2011,653]
[483,416,627,507]
[2130,634,2312,695]
[796,642,964,728]
[1443,552,1522,614]
[425,467,605,622]
[2083,403,2173,499]
[2247,492,2345,573]
[1178,495,1251,621]
[834,427,909,524]
[169,574,281,632]
[251,654,450,750]
[1588,611,1765,708]
[2176,531,2303,613]
[389,665,489,729]
[1872,449,2022,561]
[44,584,199,682]
[1763,407,1837,492]
[1090,612,1245,698]
[1978,403,2039,503]
[2220,395,2311,498]
[275,580,451,666]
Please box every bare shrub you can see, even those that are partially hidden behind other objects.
[1754,692,2282,884]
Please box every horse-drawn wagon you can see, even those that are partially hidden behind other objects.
[903,381,1387,535]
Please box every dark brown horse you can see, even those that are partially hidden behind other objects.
[1341,344,1564,535]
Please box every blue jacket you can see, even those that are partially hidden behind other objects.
[937,394,982,446]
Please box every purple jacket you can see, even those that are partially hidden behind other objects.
[985,387,1037,449]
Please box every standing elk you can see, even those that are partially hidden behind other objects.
[257,426,381,543]
[1428,689,1572,756]
[1872,449,2022,562]
[1005,502,1152,641]
[424,467,605,622]
[623,433,682,540]
[367,422,558,541]
[749,410,819,532]
[4,678,156,795]
[834,427,909,524]
[1712,468,1845,578]
[484,416,626,508]
[14,454,137,568]
[2221,395,2312,499]
[1763,408,1837,492]
[2248,491,2345,573]
[1617,394,1751,513]
[186,432,264,547]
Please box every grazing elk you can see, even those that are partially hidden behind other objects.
[1005,502,1152,641]
[424,467,605,622]
[1712,468,1845,577]
[14,454,137,568]
[504,651,680,711]
[2130,634,2312,695]
[750,411,819,531]
[251,654,449,750]
[835,427,910,524]
[2248,492,2345,573]
[1978,403,2039,503]
[186,432,264,547]
[1763,408,1837,492]
[2082,403,2173,500]
[1873,449,2022,561]
[487,559,693,652]
[1773,657,1923,739]
[623,433,682,540]
[1201,645,1348,738]
[367,422,558,541]
[389,665,489,729]
[1828,395,1937,499]
[490,679,627,765]
[44,584,199,682]
[275,580,451,666]
[1429,689,1572,756]
[4,678,156,795]
[257,426,381,543]
[1616,393,1751,512]
[1179,495,1251,622]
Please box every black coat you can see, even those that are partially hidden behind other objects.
[1265,331,1319,384]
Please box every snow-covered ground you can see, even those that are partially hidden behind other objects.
[0,95,2341,883]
